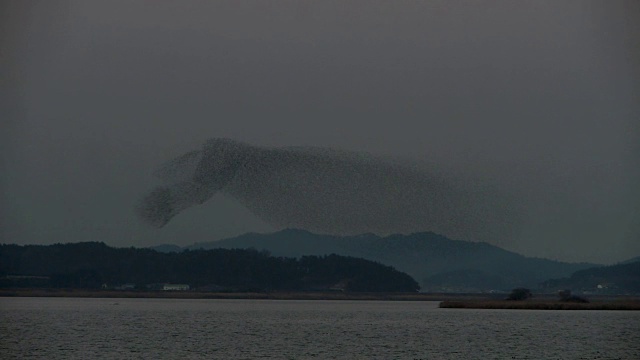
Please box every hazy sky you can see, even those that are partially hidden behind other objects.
[1,1,638,263]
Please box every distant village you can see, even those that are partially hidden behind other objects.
[110,283,190,291]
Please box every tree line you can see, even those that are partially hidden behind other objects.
[0,242,420,292]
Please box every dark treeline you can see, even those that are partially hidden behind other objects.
[541,261,640,295]
[0,243,419,292]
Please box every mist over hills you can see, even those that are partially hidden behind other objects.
[620,256,640,265]
[158,229,598,292]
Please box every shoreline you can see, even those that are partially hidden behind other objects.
[1,289,639,305]
[0,288,465,301]
[439,300,640,310]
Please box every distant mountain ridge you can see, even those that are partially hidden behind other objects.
[620,256,640,265]
[155,229,599,292]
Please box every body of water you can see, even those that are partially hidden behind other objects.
[1,297,638,359]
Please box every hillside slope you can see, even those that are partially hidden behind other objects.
[542,260,640,295]
[177,229,597,292]
[0,242,419,292]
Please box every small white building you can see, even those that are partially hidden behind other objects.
[162,284,190,291]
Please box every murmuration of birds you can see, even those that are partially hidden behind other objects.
[137,138,521,244]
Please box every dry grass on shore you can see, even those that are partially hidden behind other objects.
[439,300,640,310]
[3,289,639,307]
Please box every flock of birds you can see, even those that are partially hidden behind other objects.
[137,138,521,244]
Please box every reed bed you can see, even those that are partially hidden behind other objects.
[3,289,639,306]
[439,300,640,310]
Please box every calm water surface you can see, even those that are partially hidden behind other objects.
[1,297,638,359]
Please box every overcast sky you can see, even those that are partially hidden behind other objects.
[1,0,638,263]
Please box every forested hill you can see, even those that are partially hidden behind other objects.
[177,229,597,292]
[0,243,419,293]
[541,261,640,295]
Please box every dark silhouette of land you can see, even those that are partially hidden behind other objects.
[158,229,601,292]
[541,261,640,294]
[3,231,638,297]
[0,242,419,293]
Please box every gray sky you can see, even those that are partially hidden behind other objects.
[1,0,638,263]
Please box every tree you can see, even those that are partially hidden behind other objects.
[507,287,532,300]
[558,289,589,303]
